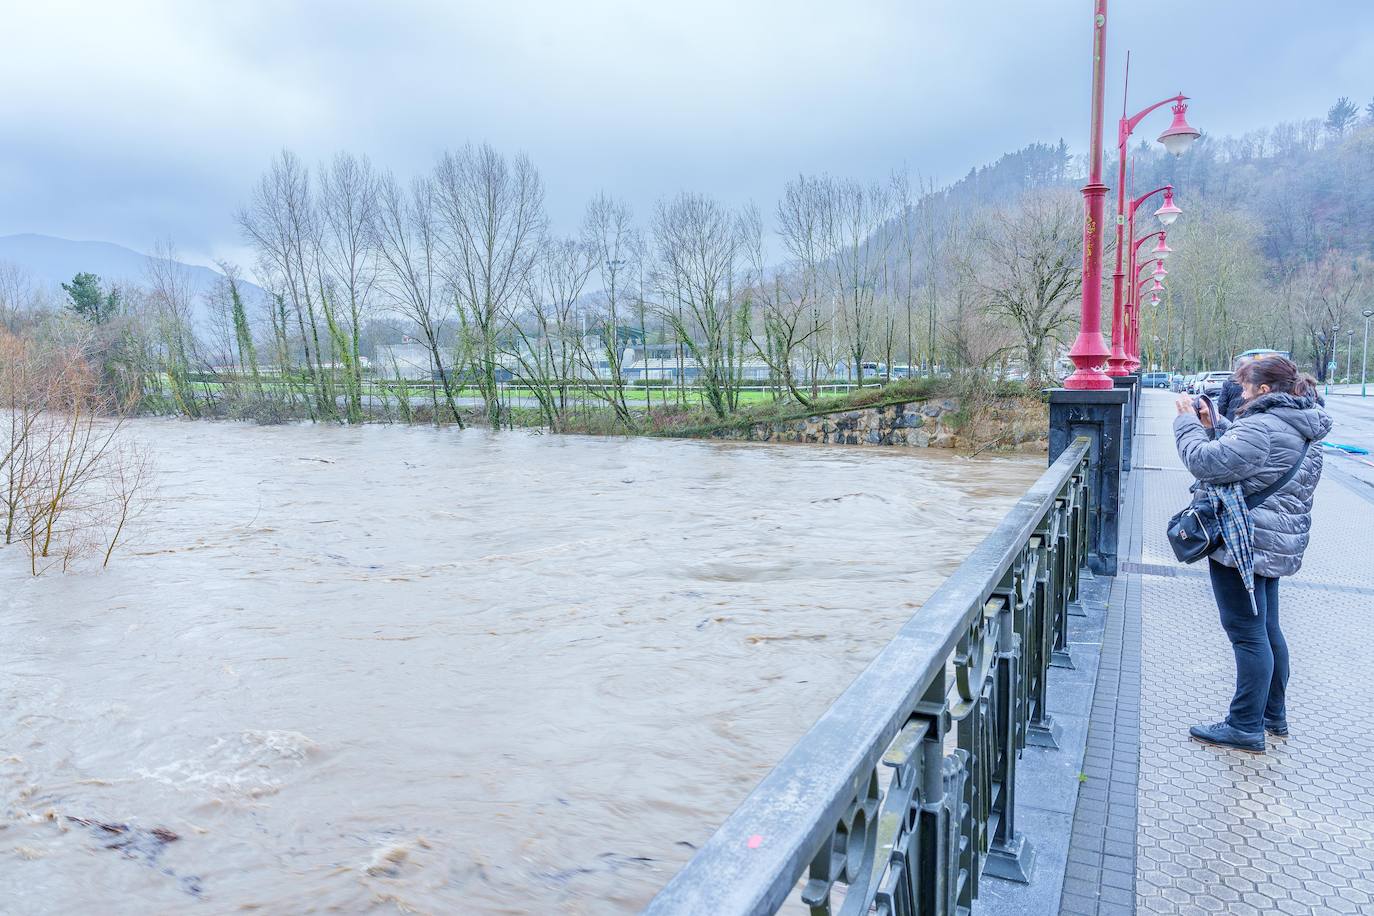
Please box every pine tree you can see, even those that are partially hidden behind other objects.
[61,272,117,323]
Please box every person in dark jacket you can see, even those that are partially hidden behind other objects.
[1215,356,1246,421]
[1173,356,1332,753]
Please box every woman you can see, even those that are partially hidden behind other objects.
[1215,356,1246,422]
[1173,356,1332,753]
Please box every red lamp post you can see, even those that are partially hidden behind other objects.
[1066,0,1199,389]
[1107,97,1199,376]
[1120,181,1179,369]
[1126,259,1165,369]
[1127,229,1172,369]
[1063,0,1115,390]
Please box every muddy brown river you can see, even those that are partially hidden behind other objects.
[0,420,1040,914]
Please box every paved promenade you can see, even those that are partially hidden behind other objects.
[1131,390,1374,914]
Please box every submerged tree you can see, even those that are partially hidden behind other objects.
[433,143,547,428]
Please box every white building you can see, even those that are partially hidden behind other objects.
[375,343,435,380]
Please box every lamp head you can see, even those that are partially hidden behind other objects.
[1152,235,1173,260]
[1154,187,1182,226]
[1158,98,1201,157]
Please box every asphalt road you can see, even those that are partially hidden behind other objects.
[1322,391,1374,498]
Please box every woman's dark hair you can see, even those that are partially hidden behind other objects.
[1234,355,1314,407]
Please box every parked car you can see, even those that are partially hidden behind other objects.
[1141,371,1171,388]
[1236,348,1290,362]
[1170,374,1187,392]
[1198,371,1231,396]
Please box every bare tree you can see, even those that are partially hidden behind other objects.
[0,261,39,332]
[969,190,1083,388]
[318,152,378,422]
[145,240,206,417]
[820,176,894,386]
[892,170,919,374]
[0,332,152,574]
[1292,254,1366,380]
[651,192,745,418]
[1166,204,1265,370]
[742,203,818,405]
[777,175,832,396]
[372,172,464,426]
[580,192,638,428]
[433,144,548,427]
[506,235,597,429]
[238,150,336,420]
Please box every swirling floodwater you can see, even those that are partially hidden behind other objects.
[0,419,1041,914]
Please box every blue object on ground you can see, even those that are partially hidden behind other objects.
[1322,441,1370,455]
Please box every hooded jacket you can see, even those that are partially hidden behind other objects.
[1216,377,1243,421]
[1173,392,1332,577]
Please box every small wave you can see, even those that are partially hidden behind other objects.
[136,729,319,799]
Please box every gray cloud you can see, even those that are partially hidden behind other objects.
[2,0,1370,268]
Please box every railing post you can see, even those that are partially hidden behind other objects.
[1047,391,1127,575]
[1112,375,1138,471]
[915,673,959,915]
[985,584,1036,883]
[1026,525,1061,749]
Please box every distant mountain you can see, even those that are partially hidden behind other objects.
[0,233,265,327]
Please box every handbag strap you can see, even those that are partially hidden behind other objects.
[1244,439,1311,511]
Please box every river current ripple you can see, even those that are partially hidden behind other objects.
[0,419,1040,914]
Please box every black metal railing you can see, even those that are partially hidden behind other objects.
[645,437,1092,916]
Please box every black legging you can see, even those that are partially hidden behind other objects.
[1207,559,1287,733]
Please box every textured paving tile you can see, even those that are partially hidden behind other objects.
[1134,391,1374,915]
[1057,406,1143,916]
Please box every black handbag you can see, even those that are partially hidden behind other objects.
[1166,435,1311,564]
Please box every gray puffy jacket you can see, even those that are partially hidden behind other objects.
[1173,392,1332,577]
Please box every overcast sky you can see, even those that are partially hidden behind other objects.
[3,0,1371,269]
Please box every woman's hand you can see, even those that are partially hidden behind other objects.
[1175,395,1196,417]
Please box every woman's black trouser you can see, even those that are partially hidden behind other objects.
[1207,559,1287,733]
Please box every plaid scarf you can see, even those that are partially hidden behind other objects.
[1206,482,1258,614]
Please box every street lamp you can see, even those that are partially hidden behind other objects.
[606,258,627,381]
[1154,187,1182,226]
[1326,324,1340,395]
[1157,99,1203,155]
[1107,81,1200,377]
[1122,183,1182,372]
[1347,329,1355,384]
[1361,308,1373,398]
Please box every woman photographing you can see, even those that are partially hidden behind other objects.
[1172,356,1332,753]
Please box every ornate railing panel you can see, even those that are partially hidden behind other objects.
[645,437,1092,916]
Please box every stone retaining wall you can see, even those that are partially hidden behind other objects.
[707,399,964,448]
